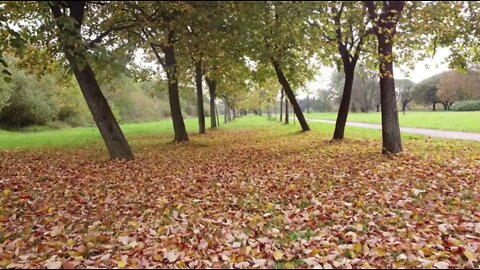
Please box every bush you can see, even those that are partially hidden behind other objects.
[0,70,55,127]
[451,100,480,111]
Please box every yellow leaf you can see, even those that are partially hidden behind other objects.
[117,260,127,268]
[355,224,364,232]
[153,254,162,262]
[273,250,284,261]
[284,262,295,269]
[464,250,478,261]
[266,202,275,211]
[420,247,432,257]
[0,259,10,268]
[48,207,55,214]
[376,248,385,257]
[67,239,75,246]
[353,243,363,254]
[2,189,11,197]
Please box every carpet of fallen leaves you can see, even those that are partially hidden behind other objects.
[1,127,480,269]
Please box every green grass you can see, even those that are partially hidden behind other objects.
[0,115,425,150]
[306,111,480,133]
[0,118,204,150]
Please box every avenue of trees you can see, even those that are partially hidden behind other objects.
[2,1,480,159]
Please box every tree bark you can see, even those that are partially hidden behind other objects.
[272,61,310,131]
[195,60,205,134]
[206,77,217,129]
[50,2,133,160]
[378,36,402,154]
[365,0,404,154]
[432,103,436,111]
[163,36,189,142]
[402,102,407,112]
[285,98,289,124]
[66,53,134,160]
[333,64,355,140]
[279,87,284,121]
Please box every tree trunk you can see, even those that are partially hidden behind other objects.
[442,102,449,111]
[333,64,355,140]
[216,107,220,127]
[272,61,309,131]
[279,88,284,122]
[432,103,436,111]
[402,102,407,112]
[206,77,217,129]
[50,3,133,160]
[378,36,402,154]
[195,60,205,134]
[285,98,289,124]
[163,39,189,142]
[65,53,134,160]
[376,105,380,112]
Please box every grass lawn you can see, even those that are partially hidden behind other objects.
[0,116,427,151]
[306,111,480,133]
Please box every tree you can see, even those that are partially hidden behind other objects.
[3,1,137,160]
[117,2,191,142]
[396,79,415,112]
[310,1,373,140]
[437,70,480,107]
[351,66,379,112]
[364,1,405,154]
[239,2,314,132]
[206,76,218,129]
[412,74,441,111]
[279,87,284,121]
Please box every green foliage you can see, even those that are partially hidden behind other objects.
[451,100,480,111]
[0,66,55,127]
[412,74,441,105]
[0,56,203,129]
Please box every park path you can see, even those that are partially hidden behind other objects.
[307,119,480,142]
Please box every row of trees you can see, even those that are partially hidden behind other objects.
[2,1,480,159]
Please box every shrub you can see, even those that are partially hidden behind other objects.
[451,100,480,111]
[0,70,55,127]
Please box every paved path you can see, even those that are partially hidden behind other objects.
[307,119,480,142]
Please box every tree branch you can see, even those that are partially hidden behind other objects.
[87,24,136,48]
